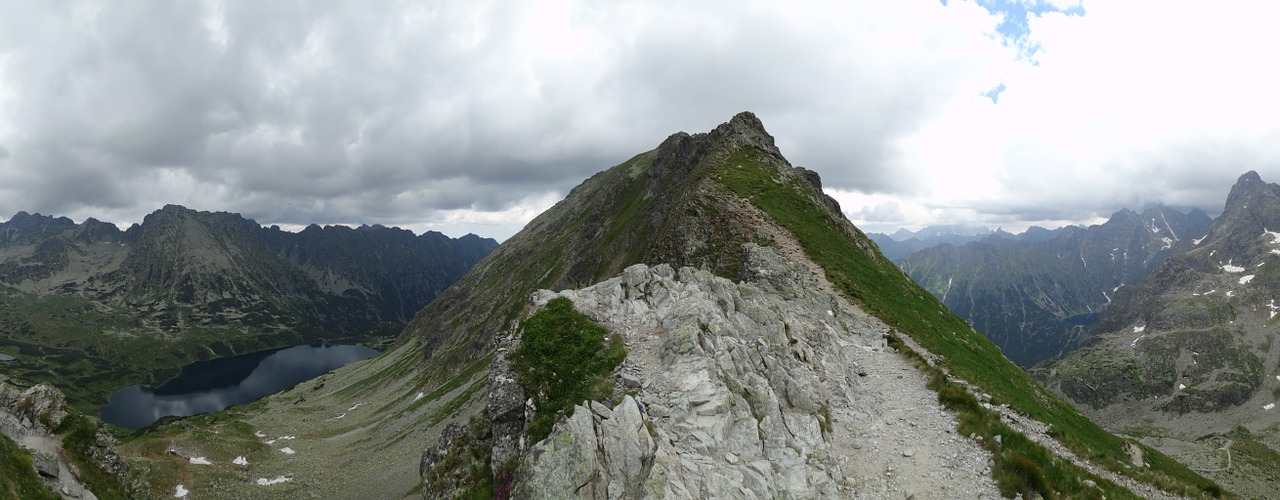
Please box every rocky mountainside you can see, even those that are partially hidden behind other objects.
[0,206,496,406]
[401,114,1218,500]
[0,377,133,499]
[1038,171,1280,497]
[900,206,1212,366]
[498,246,1002,498]
[117,113,1220,499]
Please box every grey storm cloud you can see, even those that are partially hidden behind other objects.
[1,2,617,216]
[2,1,1276,239]
[0,1,966,235]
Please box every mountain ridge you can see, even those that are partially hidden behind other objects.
[0,205,497,407]
[900,205,1212,366]
[1039,170,1280,498]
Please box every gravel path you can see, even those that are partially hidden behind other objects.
[749,204,1184,499]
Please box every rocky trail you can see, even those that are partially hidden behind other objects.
[506,217,1205,498]
[512,243,1003,498]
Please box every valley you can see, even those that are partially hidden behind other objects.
[0,207,496,410]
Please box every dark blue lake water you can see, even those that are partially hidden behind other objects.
[100,343,378,429]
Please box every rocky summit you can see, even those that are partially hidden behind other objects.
[407,114,1220,499]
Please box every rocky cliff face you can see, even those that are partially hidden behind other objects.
[0,380,132,499]
[505,244,999,498]
[1043,172,1280,413]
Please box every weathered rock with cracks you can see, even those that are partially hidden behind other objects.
[511,244,1001,498]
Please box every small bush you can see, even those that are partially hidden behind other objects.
[510,297,626,442]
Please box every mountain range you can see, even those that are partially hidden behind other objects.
[869,225,1020,260]
[0,205,496,405]
[1038,171,1280,497]
[898,206,1213,366]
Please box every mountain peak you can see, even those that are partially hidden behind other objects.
[713,111,780,157]
[1222,170,1279,219]
[1236,170,1263,186]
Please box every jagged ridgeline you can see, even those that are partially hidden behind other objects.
[0,206,496,406]
[400,112,1218,497]
[1040,171,1280,497]
[900,207,1212,367]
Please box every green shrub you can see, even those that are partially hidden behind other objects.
[509,297,626,442]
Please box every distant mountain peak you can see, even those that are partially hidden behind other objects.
[1221,170,1280,223]
[1236,170,1262,186]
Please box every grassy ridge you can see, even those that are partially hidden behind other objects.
[717,147,1222,497]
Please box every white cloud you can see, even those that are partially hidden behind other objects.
[843,0,1280,232]
[0,0,1277,239]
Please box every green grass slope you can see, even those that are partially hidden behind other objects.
[0,434,57,500]
[715,145,1222,497]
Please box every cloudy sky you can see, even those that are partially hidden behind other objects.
[1,0,1277,240]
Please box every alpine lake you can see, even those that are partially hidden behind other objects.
[100,343,378,429]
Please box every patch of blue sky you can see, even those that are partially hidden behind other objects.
[942,0,1086,61]
[982,82,1007,103]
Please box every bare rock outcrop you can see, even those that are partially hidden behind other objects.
[0,381,131,500]
[510,244,1001,498]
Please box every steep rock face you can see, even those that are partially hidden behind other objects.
[901,206,1212,367]
[509,245,1000,498]
[1044,172,1279,412]
[0,380,132,498]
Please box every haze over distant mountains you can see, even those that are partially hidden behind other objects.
[885,207,1213,367]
